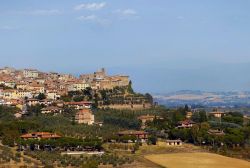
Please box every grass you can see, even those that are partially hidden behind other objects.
[145,152,250,168]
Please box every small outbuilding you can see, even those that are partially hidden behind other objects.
[166,140,182,146]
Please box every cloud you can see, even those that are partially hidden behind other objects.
[77,15,110,25]
[30,9,62,16]
[114,9,137,16]
[113,9,139,20]
[77,15,98,21]
[74,2,106,11]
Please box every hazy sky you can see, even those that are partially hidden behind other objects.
[0,0,250,93]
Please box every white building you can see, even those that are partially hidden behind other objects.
[17,90,33,99]
[68,82,90,91]
[4,81,16,88]
[46,91,60,100]
[0,67,15,74]
[23,69,39,78]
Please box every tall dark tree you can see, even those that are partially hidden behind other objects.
[127,80,134,94]
[36,93,46,100]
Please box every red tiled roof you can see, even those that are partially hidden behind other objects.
[20,132,61,139]
[178,119,196,125]
[118,130,148,135]
[65,101,92,105]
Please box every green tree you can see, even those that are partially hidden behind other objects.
[127,81,134,94]
[148,135,157,145]
[36,93,46,100]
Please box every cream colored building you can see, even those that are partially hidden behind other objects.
[2,89,18,99]
[68,82,90,91]
[23,69,39,78]
[28,84,45,94]
[0,67,15,74]
[46,91,60,100]
[4,81,16,88]
[16,83,27,90]
[17,90,32,99]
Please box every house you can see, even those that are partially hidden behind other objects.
[80,68,130,90]
[176,119,196,129]
[4,81,16,88]
[17,90,32,99]
[75,109,94,125]
[46,91,60,100]
[0,88,3,98]
[20,132,61,140]
[28,84,45,94]
[65,101,92,109]
[0,67,15,74]
[67,82,90,92]
[41,106,62,114]
[16,83,27,90]
[137,114,163,129]
[117,130,148,141]
[23,69,39,78]
[54,100,64,108]
[39,99,52,106]
[26,98,40,106]
[0,99,5,105]
[210,111,225,118]
[208,129,225,136]
[7,99,23,107]
[14,112,23,118]
[166,140,182,146]
[35,78,45,84]
[2,89,18,99]
[186,112,193,119]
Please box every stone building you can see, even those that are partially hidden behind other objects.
[75,109,94,125]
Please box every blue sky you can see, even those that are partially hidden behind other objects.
[0,0,250,93]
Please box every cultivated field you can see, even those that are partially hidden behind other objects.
[145,152,250,168]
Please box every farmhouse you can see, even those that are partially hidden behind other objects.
[137,114,163,128]
[208,129,225,136]
[26,98,40,106]
[118,130,148,141]
[176,119,196,129]
[20,132,61,140]
[41,106,62,114]
[166,140,182,146]
[210,111,225,118]
[23,69,39,78]
[186,112,193,119]
[75,109,95,125]
[65,101,92,109]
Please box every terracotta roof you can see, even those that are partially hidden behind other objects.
[118,130,148,135]
[27,98,39,101]
[138,115,155,120]
[166,140,182,143]
[41,106,61,111]
[208,129,225,136]
[65,101,92,105]
[21,132,61,139]
[178,119,196,125]
[210,111,225,114]
[79,109,91,112]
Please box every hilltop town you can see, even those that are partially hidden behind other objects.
[0,67,129,100]
[0,67,152,122]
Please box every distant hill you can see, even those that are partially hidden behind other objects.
[154,90,250,108]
